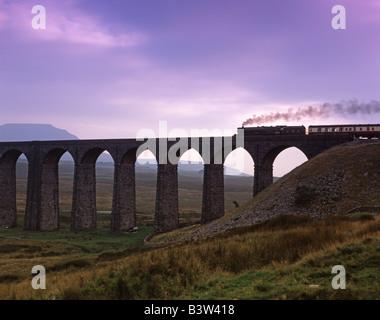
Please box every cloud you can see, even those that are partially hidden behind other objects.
[0,0,147,48]
[40,11,146,47]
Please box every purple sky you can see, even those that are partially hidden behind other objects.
[1,0,379,174]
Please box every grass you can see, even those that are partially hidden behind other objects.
[1,213,379,300]
[0,211,152,253]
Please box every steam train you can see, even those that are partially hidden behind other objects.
[241,125,306,135]
[240,124,380,138]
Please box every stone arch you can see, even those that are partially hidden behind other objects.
[254,145,309,195]
[206,136,233,165]
[223,147,255,176]
[142,145,159,160]
[272,146,309,177]
[178,147,204,164]
[165,137,191,165]
[43,148,73,166]
[177,148,204,225]
[122,147,138,165]
[81,147,109,165]
[223,147,254,212]
[262,145,309,169]
[134,148,158,230]
[0,149,24,165]
[0,149,28,228]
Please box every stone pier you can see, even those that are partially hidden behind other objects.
[39,163,60,231]
[71,163,97,231]
[201,164,225,224]
[0,162,17,228]
[111,163,136,232]
[154,163,179,233]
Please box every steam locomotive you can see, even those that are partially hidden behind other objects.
[240,124,380,138]
[240,125,306,135]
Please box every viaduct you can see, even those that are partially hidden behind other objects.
[0,129,352,233]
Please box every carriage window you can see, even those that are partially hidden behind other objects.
[324,128,329,132]
[360,127,363,131]
[317,128,322,132]
[339,128,343,132]
[367,127,370,131]
[372,127,375,131]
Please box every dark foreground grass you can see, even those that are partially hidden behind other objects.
[1,213,379,300]
[0,212,152,254]
[0,211,153,299]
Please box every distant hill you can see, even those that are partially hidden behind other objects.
[0,123,80,161]
[0,123,79,141]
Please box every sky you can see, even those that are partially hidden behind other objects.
[1,0,379,175]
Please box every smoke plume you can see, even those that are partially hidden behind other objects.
[242,99,380,126]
